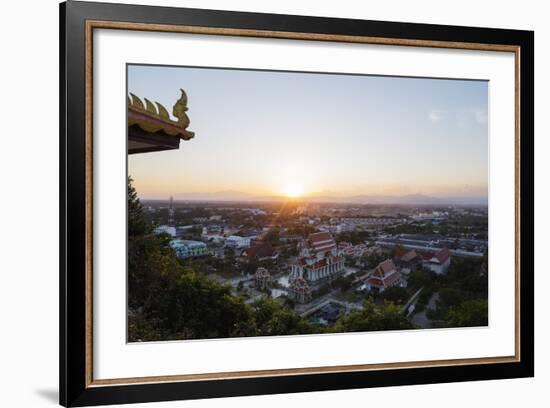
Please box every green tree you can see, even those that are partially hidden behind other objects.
[336,230,370,245]
[438,287,466,309]
[407,268,437,290]
[382,286,409,304]
[361,252,385,268]
[248,297,316,336]
[127,177,180,309]
[263,228,280,245]
[333,276,354,292]
[128,176,151,236]
[446,299,488,327]
[333,299,412,333]
[139,269,252,340]
[390,244,406,258]
[127,177,252,341]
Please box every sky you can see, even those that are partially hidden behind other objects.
[128,64,488,201]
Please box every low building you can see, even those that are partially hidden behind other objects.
[225,235,252,249]
[254,267,272,291]
[338,242,355,257]
[169,239,208,259]
[243,243,279,261]
[209,246,225,259]
[338,242,369,258]
[366,259,402,292]
[395,249,421,274]
[202,226,224,242]
[423,247,451,274]
[175,225,197,238]
[288,277,312,304]
[279,234,302,243]
[353,243,369,257]
[362,245,382,257]
[340,217,406,228]
[154,225,176,237]
[243,208,266,216]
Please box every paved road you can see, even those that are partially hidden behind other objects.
[411,292,440,329]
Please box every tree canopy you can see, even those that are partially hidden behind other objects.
[333,299,413,333]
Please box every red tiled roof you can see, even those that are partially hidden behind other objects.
[394,247,408,258]
[385,271,401,286]
[298,255,343,270]
[313,259,327,268]
[309,232,332,243]
[435,247,450,263]
[246,243,277,259]
[308,232,336,253]
[420,251,435,260]
[373,259,396,277]
[367,270,401,288]
[401,250,418,262]
[419,247,450,264]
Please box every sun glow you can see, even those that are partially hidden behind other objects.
[282,181,305,198]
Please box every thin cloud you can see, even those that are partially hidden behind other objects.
[428,110,442,122]
[429,108,487,125]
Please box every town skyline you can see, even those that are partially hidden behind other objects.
[128,64,489,201]
[139,190,488,206]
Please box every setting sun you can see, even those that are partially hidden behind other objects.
[282,181,305,198]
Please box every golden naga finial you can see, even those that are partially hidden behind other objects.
[128,89,194,140]
[172,88,190,129]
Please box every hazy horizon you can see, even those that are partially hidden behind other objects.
[128,65,488,201]
[137,190,488,206]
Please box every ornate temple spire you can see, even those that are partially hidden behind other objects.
[172,88,191,129]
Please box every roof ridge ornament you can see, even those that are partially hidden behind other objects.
[129,93,145,110]
[172,88,191,129]
[144,98,157,114]
[155,102,170,120]
[127,89,195,147]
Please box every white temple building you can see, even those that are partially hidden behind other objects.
[290,232,345,284]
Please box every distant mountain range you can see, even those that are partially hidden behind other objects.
[171,191,488,206]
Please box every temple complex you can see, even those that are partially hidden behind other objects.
[289,232,345,285]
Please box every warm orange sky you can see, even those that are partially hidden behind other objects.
[128,65,488,202]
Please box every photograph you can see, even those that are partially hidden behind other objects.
[127,64,490,343]
[54,1,535,405]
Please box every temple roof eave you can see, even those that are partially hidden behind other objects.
[127,90,195,155]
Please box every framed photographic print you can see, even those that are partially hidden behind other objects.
[59,1,534,406]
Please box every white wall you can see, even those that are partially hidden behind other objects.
[0,0,546,407]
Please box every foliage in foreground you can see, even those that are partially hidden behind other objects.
[332,299,413,333]
[127,177,319,341]
[127,178,422,342]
